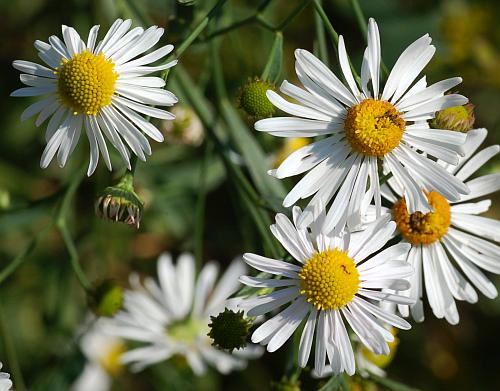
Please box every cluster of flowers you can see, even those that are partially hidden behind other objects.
[10,15,499,389]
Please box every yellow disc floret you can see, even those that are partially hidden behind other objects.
[98,341,126,376]
[345,98,405,156]
[393,191,451,245]
[56,50,118,115]
[299,248,359,310]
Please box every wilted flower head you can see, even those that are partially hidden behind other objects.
[95,173,144,229]
[161,104,204,146]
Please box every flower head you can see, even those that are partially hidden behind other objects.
[11,19,178,175]
[103,253,263,375]
[239,208,414,376]
[255,18,470,234]
[366,128,500,324]
[71,318,125,391]
[161,104,204,146]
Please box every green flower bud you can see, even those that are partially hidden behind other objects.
[207,308,252,352]
[95,172,144,229]
[237,77,276,119]
[88,280,123,317]
[431,103,475,132]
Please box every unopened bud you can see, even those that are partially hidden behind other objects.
[431,103,475,132]
[237,77,276,119]
[95,173,143,229]
[208,308,252,352]
[88,280,123,317]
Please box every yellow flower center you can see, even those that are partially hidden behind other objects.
[98,341,126,376]
[56,50,118,115]
[393,191,451,245]
[299,248,359,310]
[345,99,405,156]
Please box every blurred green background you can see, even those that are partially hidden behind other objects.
[0,0,499,390]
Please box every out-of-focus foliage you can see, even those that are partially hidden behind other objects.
[0,0,499,390]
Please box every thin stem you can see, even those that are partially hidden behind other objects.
[193,141,212,271]
[314,0,329,65]
[175,0,229,59]
[56,168,92,292]
[0,301,27,391]
[0,236,38,285]
[313,0,361,84]
[350,0,389,77]
[275,0,312,31]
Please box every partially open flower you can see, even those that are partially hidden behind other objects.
[208,308,252,352]
[238,77,276,119]
[431,103,475,132]
[95,173,144,229]
[88,280,124,318]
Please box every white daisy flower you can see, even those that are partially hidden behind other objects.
[71,318,125,391]
[255,18,470,234]
[103,252,262,375]
[11,19,178,175]
[368,128,500,324]
[0,363,12,391]
[238,207,414,377]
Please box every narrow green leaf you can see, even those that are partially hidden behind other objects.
[261,32,283,84]
[371,374,422,391]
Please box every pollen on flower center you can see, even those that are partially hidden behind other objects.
[299,248,359,310]
[345,99,405,156]
[56,50,118,115]
[393,191,451,245]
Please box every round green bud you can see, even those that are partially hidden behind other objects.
[207,308,252,352]
[95,172,144,229]
[88,280,123,317]
[238,77,276,119]
[431,103,475,133]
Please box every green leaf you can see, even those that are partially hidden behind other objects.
[220,98,287,211]
[261,32,283,84]
[371,374,422,391]
[318,375,342,391]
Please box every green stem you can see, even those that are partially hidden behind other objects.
[175,0,229,59]
[193,141,212,271]
[0,301,27,391]
[313,0,361,84]
[275,0,312,31]
[0,236,39,285]
[56,168,92,292]
[314,0,329,65]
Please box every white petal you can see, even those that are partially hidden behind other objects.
[366,18,381,98]
[242,253,300,277]
[255,117,342,138]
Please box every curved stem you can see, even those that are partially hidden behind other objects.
[56,167,92,292]
[0,237,38,286]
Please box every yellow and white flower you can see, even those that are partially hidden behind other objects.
[239,208,414,377]
[71,318,125,391]
[103,253,262,375]
[366,128,500,324]
[11,19,177,175]
[255,18,469,234]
